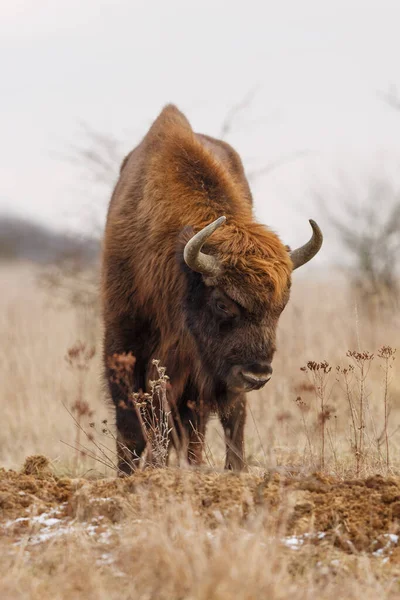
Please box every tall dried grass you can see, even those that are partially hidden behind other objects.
[2,262,400,599]
[0,502,396,600]
[1,263,399,476]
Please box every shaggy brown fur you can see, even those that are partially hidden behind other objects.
[102,105,293,473]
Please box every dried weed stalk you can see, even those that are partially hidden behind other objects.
[377,346,396,471]
[336,363,357,469]
[345,350,374,476]
[65,341,96,471]
[63,349,134,475]
[300,361,333,470]
[107,353,176,470]
[293,396,314,465]
[306,346,398,477]
[133,359,173,468]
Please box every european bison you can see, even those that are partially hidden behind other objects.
[102,105,322,473]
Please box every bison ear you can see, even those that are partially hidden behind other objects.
[285,244,291,252]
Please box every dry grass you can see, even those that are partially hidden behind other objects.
[1,512,395,600]
[1,261,400,599]
[1,511,398,600]
[0,264,111,474]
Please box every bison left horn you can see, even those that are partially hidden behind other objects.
[184,216,226,277]
[290,219,323,270]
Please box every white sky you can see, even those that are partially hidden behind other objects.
[1,0,400,261]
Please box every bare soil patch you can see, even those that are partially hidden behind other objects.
[2,455,400,557]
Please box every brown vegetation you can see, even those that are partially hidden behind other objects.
[1,263,400,598]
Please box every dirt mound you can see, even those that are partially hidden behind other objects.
[0,456,75,520]
[2,456,400,554]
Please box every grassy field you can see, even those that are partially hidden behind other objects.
[1,262,400,598]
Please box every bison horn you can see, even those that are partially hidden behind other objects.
[184,216,226,276]
[290,219,323,270]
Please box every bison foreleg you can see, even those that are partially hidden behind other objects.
[187,416,207,466]
[116,405,148,475]
[219,395,247,471]
[175,400,209,467]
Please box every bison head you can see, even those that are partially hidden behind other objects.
[181,216,322,394]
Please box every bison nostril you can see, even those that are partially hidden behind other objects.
[243,362,272,376]
[260,363,273,377]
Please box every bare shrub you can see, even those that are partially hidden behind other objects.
[133,360,173,468]
[320,177,400,318]
[107,353,175,470]
[39,248,100,344]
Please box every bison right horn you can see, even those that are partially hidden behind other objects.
[290,219,323,270]
[183,216,226,277]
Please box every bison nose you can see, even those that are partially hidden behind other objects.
[240,363,273,389]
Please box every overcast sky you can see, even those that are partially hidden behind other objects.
[1,0,400,258]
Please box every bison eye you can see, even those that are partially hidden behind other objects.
[216,301,230,315]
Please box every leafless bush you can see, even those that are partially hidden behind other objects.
[319,177,400,316]
[106,353,175,470]
[37,125,118,339]
[132,360,173,468]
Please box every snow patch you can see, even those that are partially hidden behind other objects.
[372,534,399,558]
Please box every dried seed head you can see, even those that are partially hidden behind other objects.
[347,350,374,362]
[378,346,396,360]
[107,352,136,389]
[71,399,94,418]
[294,396,309,412]
[305,360,332,373]
[318,404,336,424]
[65,341,96,371]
